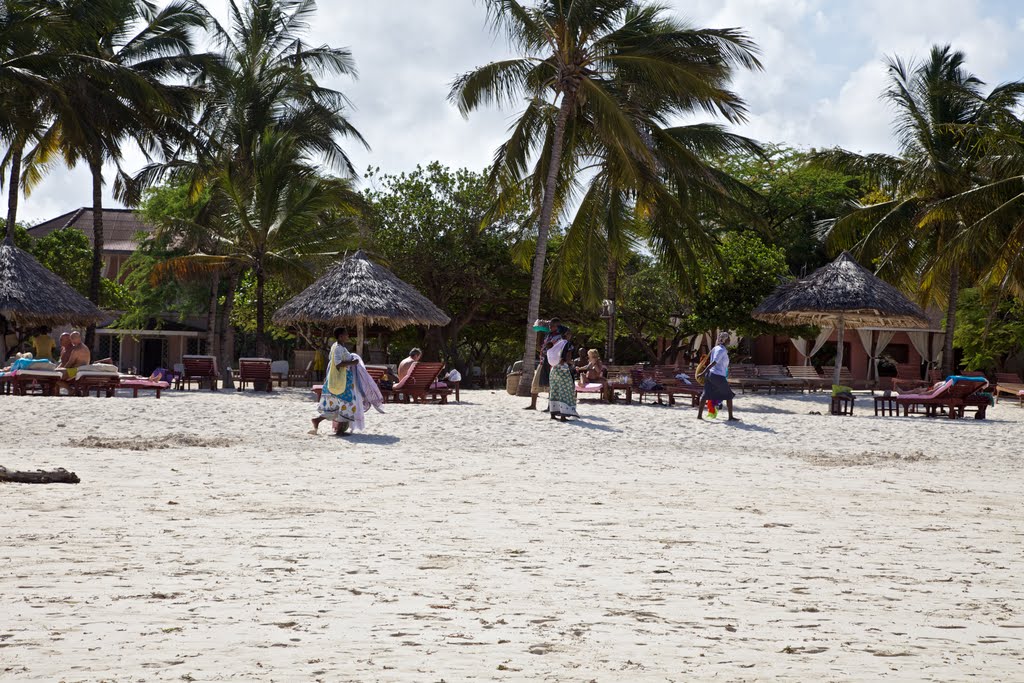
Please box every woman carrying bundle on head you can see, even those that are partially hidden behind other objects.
[546,330,579,422]
[696,331,739,422]
[310,327,385,436]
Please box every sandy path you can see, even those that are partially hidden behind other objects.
[2,387,1023,681]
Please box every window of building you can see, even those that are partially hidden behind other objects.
[97,335,121,366]
[186,338,208,356]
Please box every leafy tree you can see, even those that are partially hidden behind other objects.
[153,129,361,355]
[816,45,1024,376]
[953,288,1024,372]
[684,231,793,337]
[450,0,761,395]
[715,144,861,274]
[26,0,208,334]
[229,270,295,343]
[365,163,532,369]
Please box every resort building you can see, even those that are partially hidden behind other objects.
[28,208,210,374]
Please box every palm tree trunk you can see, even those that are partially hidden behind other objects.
[255,267,266,357]
[220,276,237,389]
[86,154,104,350]
[942,264,959,377]
[605,255,618,363]
[5,142,23,245]
[516,93,574,396]
[206,275,220,359]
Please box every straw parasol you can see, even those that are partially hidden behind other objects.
[272,250,450,354]
[753,251,930,385]
[0,243,105,334]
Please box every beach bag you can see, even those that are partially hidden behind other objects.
[639,377,664,392]
[694,353,711,384]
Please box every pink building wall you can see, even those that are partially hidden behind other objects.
[750,331,925,380]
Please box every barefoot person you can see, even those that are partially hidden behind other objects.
[697,332,739,421]
[526,318,562,411]
[60,331,91,377]
[547,331,579,422]
[397,347,422,381]
[310,328,362,436]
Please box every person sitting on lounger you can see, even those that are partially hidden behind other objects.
[31,327,55,360]
[398,348,422,382]
[59,331,91,378]
[57,332,72,366]
[577,348,609,400]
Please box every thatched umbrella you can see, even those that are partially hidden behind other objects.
[0,244,105,351]
[272,250,450,354]
[753,251,930,385]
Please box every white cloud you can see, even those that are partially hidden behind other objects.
[13,0,1024,223]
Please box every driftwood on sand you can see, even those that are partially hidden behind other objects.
[0,466,80,484]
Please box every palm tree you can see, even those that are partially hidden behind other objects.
[0,0,68,243]
[816,45,1024,376]
[25,0,208,339]
[450,0,760,393]
[152,129,361,356]
[549,120,761,360]
[134,0,367,381]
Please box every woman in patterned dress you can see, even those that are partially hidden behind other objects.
[546,332,579,421]
[310,328,362,435]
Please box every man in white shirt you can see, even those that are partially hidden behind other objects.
[697,331,738,421]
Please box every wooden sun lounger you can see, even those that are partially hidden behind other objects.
[727,364,771,393]
[391,361,447,404]
[8,369,62,396]
[823,366,877,393]
[755,365,807,393]
[787,365,831,392]
[237,358,273,392]
[995,372,1024,406]
[182,355,219,391]
[118,377,170,398]
[73,371,120,397]
[894,377,989,420]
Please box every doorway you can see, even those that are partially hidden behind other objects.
[140,338,166,376]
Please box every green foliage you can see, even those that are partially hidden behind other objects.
[230,271,295,342]
[953,289,1024,372]
[29,227,92,294]
[365,163,532,364]
[715,144,861,274]
[685,232,794,337]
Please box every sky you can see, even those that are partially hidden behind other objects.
[17,0,1024,223]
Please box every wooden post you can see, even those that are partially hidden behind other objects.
[833,316,845,386]
[357,319,365,357]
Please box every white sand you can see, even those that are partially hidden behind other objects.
[2,387,1023,681]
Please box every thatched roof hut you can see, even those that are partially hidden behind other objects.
[273,250,450,350]
[0,243,105,329]
[753,251,930,328]
[753,251,929,385]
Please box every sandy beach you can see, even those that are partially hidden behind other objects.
[2,387,1023,681]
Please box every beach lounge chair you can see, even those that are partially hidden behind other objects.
[10,368,62,396]
[270,360,289,387]
[117,376,169,398]
[237,357,273,392]
[575,381,607,402]
[755,365,807,393]
[653,367,702,406]
[72,365,121,397]
[182,355,219,391]
[994,372,1024,407]
[894,376,989,419]
[727,364,771,393]
[391,361,447,403]
[787,365,831,392]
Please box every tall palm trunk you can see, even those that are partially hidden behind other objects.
[86,154,104,349]
[255,267,266,357]
[516,92,574,396]
[941,264,959,377]
[5,141,23,245]
[219,276,237,389]
[206,274,220,359]
[605,255,618,363]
